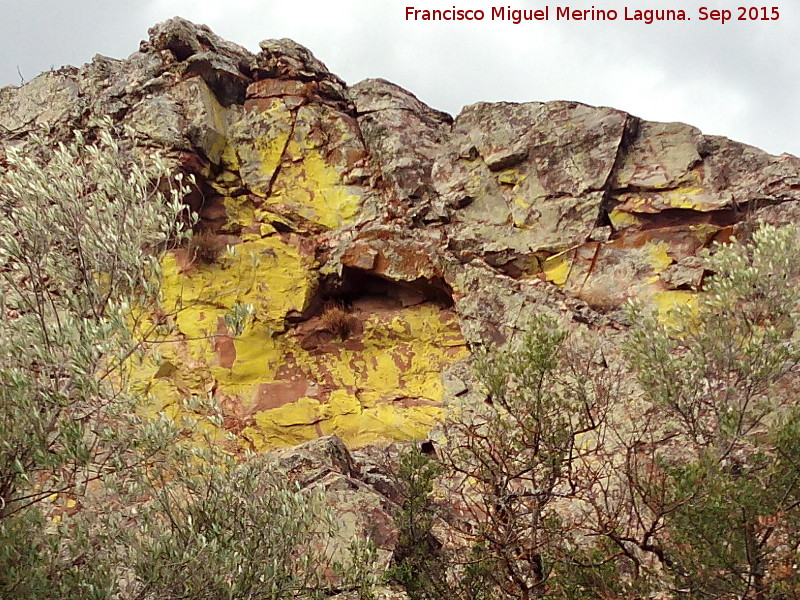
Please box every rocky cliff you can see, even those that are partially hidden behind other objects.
[2,17,799,451]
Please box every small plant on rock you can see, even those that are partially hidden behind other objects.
[187,228,226,264]
[319,302,359,341]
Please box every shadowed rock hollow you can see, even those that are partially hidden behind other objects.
[2,16,799,450]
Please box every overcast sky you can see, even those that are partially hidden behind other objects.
[1,0,797,156]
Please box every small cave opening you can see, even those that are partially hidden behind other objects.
[286,267,455,327]
[331,267,455,310]
[286,268,455,353]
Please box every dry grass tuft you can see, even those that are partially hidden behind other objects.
[188,229,226,264]
[319,302,358,340]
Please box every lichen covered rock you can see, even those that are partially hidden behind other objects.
[4,17,800,449]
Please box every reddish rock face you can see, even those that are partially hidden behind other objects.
[3,16,800,449]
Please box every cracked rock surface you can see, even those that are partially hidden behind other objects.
[3,16,799,450]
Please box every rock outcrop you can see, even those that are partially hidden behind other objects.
[2,17,799,449]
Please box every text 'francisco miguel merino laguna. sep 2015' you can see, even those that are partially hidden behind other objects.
[404,5,781,25]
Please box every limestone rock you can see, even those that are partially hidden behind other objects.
[275,434,356,484]
[609,121,800,225]
[144,17,253,106]
[433,101,629,267]
[255,38,351,112]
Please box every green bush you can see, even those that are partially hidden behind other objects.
[438,315,619,599]
[0,125,349,600]
[387,444,446,600]
[392,223,800,600]
[124,449,337,600]
[0,121,192,597]
[0,122,189,524]
[622,223,800,598]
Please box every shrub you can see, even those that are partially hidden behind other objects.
[393,223,800,600]
[621,223,800,598]
[124,449,338,600]
[0,121,189,522]
[439,315,619,599]
[387,444,446,600]
[0,121,377,600]
[0,121,190,597]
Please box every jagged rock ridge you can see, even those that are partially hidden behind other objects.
[2,17,799,449]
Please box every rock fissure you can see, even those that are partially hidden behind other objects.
[264,105,299,201]
[598,114,641,230]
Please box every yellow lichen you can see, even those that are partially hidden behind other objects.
[133,236,315,416]
[513,197,531,209]
[218,325,284,384]
[233,305,464,448]
[259,223,277,236]
[498,170,526,186]
[141,265,467,449]
[622,187,708,213]
[653,290,697,326]
[130,99,468,450]
[221,143,241,172]
[608,208,640,229]
[266,150,362,230]
[161,237,314,334]
[245,397,322,448]
[659,186,706,209]
[221,196,256,232]
[195,81,230,165]
[323,403,445,448]
[646,241,674,274]
[689,223,722,244]
[230,101,364,230]
[543,251,573,286]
